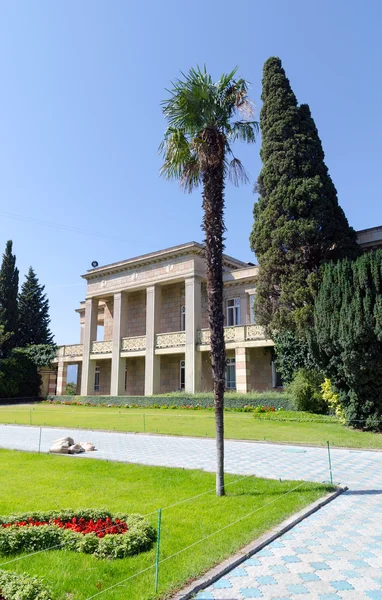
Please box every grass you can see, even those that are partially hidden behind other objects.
[1,403,382,449]
[0,450,331,600]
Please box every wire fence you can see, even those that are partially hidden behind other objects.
[0,424,341,600]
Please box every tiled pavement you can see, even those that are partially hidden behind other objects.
[0,425,381,599]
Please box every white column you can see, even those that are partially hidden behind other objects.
[144,285,161,395]
[110,292,127,396]
[185,277,202,393]
[80,298,98,395]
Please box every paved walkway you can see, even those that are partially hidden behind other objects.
[0,425,381,599]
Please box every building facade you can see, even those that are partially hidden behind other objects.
[52,242,278,396]
[51,226,382,397]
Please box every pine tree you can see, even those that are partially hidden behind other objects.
[0,241,19,355]
[250,57,360,334]
[18,267,54,346]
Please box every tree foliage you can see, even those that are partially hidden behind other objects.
[161,66,258,495]
[274,331,317,385]
[312,250,382,430]
[18,267,54,346]
[250,57,360,334]
[0,241,19,355]
[13,344,58,368]
[0,351,41,398]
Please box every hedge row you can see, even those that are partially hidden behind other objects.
[0,569,51,600]
[47,392,294,411]
[0,509,155,560]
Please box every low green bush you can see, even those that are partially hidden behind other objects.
[46,391,294,411]
[0,569,52,600]
[288,369,328,414]
[0,509,155,560]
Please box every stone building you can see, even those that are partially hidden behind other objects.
[51,226,382,397]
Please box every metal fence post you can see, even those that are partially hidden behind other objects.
[327,441,333,485]
[155,508,162,593]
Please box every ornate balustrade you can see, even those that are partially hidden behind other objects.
[198,324,267,345]
[62,344,83,358]
[91,340,113,354]
[245,324,266,340]
[121,336,146,352]
[155,331,186,349]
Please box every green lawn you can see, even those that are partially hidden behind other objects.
[0,450,331,600]
[1,403,382,448]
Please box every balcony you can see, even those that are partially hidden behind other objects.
[91,340,112,354]
[121,335,146,352]
[198,324,267,346]
[60,344,83,359]
[155,331,186,350]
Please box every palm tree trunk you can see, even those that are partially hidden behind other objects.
[201,129,226,497]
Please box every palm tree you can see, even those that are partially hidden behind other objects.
[160,67,258,496]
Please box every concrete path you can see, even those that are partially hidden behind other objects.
[0,425,381,599]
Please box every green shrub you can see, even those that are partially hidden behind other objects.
[288,369,328,414]
[0,569,52,600]
[321,379,345,423]
[46,391,294,411]
[65,382,77,395]
[0,509,155,560]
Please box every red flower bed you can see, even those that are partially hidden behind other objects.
[1,517,128,539]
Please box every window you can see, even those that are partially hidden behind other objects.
[94,366,100,392]
[249,294,256,324]
[225,357,236,390]
[272,361,283,388]
[180,360,185,390]
[180,305,186,331]
[226,298,240,326]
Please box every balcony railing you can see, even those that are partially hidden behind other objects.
[62,344,83,358]
[155,331,186,349]
[91,340,113,354]
[121,335,146,352]
[198,324,266,345]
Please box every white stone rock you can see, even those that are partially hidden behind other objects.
[49,436,75,454]
[68,443,85,454]
[80,442,96,452]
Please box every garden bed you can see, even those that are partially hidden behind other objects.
[0,509,155,560]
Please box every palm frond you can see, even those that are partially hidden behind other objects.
[228,157,249,186]
[227,121,259,143]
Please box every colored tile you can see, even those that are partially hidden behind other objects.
[270,565,289,574]
[213,579,232,589]
[256,576,277,585]
[366,593,382,600]
[245,558,261,567]
[349,559,371,568]
[282,555,301,563]
[196,593,214,600]
[300,572,320,582]
[311,562,331,571]
[330,580,354,591]
[287,583,309,594]
[230,568,248,578]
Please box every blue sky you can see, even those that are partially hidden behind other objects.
[0,0,381,345]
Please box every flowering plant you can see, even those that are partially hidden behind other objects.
[0,509,155,560]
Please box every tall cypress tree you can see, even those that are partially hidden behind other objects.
[0,241,19,355]
[250,57,360,333]
[18,267,54,346]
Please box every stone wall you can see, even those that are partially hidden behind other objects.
[125,357,145,395]
[126,291,146,337]
[248,347,273,391]
[159,283,185,333]
[95,359,111,395]
[160,353,184,393]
